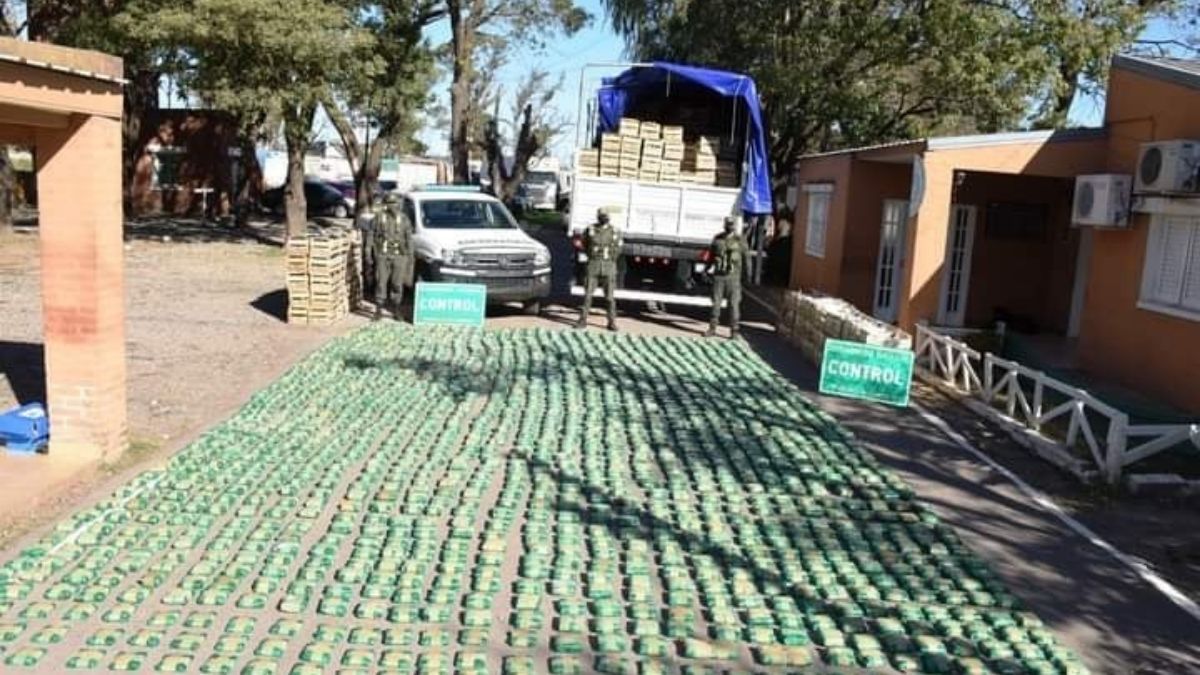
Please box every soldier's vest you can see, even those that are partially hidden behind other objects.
[713,234,745,277]
[588,224,619,263]
[376,211,410,256]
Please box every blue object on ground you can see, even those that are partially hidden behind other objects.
[0,403,50,454]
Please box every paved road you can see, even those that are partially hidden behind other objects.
[523,226,1200,673]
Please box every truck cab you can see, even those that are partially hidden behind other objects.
[402,187,552,309]
[515,170,561,211]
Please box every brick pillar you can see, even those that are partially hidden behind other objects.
[36,114,127,462]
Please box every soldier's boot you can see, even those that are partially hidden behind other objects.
[373,302,384,321]
[729,326,740,340]
[391,298,404,322]
[606,319,618,332]
[574,313,588,330]
[704,323,717,338]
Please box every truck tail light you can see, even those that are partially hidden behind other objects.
[571,235,584,251]
[698,249,712,263]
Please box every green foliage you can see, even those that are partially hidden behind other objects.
[136,0,369,127]
[603,0,1176,185]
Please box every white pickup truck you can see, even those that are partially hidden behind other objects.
[360,187,553,311]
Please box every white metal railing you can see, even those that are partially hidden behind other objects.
[914,324,1200,484]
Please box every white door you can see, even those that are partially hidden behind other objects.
[873,199,909,322]
[938,204,977,327]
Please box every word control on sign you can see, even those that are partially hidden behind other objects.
[818,338,915,407]
[414,282,487,327]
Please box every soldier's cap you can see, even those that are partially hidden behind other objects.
[723,215,738,226]
[597,207,610,217]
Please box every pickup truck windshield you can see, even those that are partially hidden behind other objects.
[420,199,517,230]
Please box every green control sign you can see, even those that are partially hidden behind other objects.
[414,282,487,327]
[819,339,915,407]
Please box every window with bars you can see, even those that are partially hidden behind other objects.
[803,184,832,258]
[1140,215,1200,320]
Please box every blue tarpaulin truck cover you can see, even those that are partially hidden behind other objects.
[596,62,773,215]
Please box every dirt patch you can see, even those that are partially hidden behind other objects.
[0,225,367,548]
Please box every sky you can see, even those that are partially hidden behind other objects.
[414,0,628,164]
[316,7,1192,166]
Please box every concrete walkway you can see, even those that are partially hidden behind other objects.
[744,331,1200,674]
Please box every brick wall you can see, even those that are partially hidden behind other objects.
[36,114,127,461]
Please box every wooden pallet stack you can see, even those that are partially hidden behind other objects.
[285,239,311,324]
[286,233,352,325]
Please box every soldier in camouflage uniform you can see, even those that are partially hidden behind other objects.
[373,193,414,321]
[360,202,380,299]
[576,207,622,332]
[706,215,748,339]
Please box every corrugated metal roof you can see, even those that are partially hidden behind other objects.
[797,139,925,161]
[796,127,1105,163]
[0,51,127,85]
[1113,54,1200,91]
[927,127,1106,150]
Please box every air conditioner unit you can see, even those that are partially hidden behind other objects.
[1135,140,1200,193]
[1072,174,1130,228]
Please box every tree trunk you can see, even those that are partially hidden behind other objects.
[235,135,261,227]
[282,103,316,239]
[123,69,159,215]
[505,104,539,202]
[356,139,387,219]
[449,5,474,183]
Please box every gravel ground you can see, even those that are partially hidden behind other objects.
[0,224,368,547]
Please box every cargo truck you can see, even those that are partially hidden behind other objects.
[569,62,773,305]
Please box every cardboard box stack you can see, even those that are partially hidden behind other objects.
[286,232,353,325]
[575,118,738,187]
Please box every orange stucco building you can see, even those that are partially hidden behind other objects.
[790,55,1200,413]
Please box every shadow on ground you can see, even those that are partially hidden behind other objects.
[124,217,285,246]
[0,341,45,406]
[739,330,1200,673]
[344,324,1200,672]
[250,289,289,323]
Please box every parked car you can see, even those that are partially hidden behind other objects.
[261,179,354,218]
